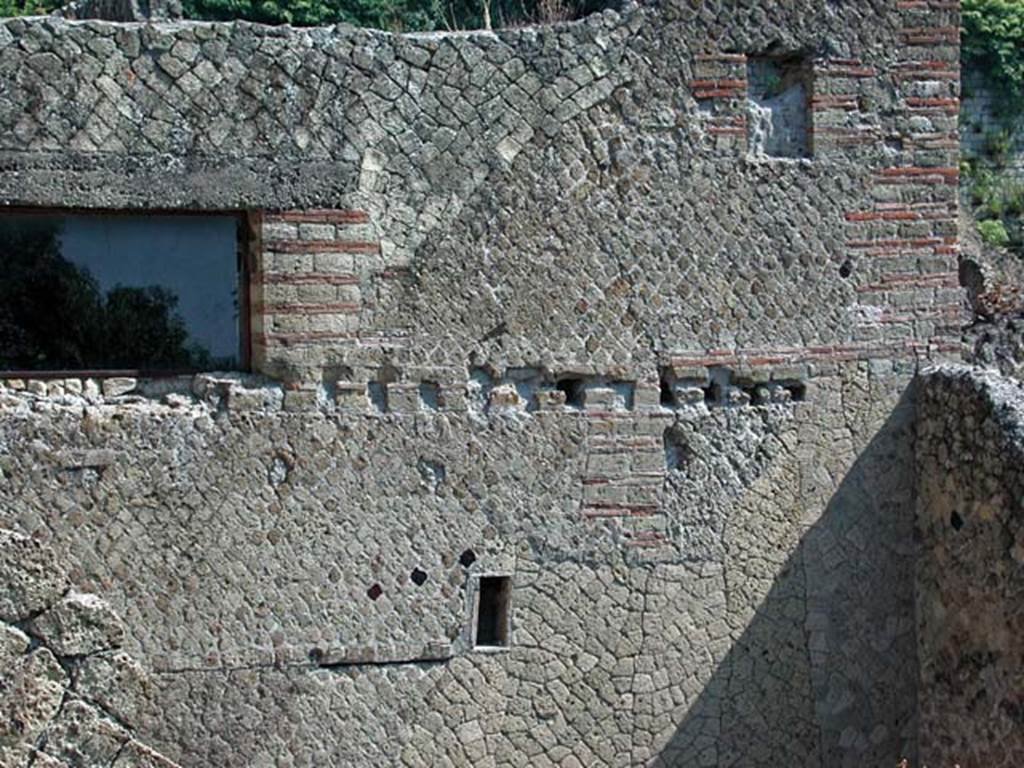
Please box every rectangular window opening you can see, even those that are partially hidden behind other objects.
[0,208,249,376]
[747,55,812,159]
[474,575,512,649]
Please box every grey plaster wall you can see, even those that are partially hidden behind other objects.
[916,366,1024,768]
[0,0,969,766]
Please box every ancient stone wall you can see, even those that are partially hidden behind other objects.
[961,69,1024,182]
[0,527,182,767]
[0,1,968,765]
[915,366,1024,768]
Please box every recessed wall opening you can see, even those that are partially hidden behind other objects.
[419,381,441,410]
[0,209,247,375]
[660,376,676,407]
[704,380,722,406]
[783,380,807,402]
[555,377,585,408]
[474,575,512,649]
[367,381,389,412]
[747,55,812,159]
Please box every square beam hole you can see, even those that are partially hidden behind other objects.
[474,575,512,649]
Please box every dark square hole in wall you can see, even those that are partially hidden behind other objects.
[747,56,812,159]
[0,209,247,375]
[474,575,511,648]
[784,381,807,402]
[555,377,585,408]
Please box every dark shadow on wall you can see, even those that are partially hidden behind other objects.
[656,386,920,767]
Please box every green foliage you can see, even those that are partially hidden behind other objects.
[963,159,1024,252]
[0,0,614,34]
[963,0,1024,117]
[181,0,435,29]
[978,218,1012,247]
[180,0,614,30]
[966,163,1024,217]
[0,0,61,16]
[984,127,1014,164]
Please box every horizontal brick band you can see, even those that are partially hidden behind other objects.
[898,0,959,8]
[708,115,746,126]
[879,167,959,179]
[264,210,370,225]
[582,475,664,486]
[254,330,359,345]
[906,97,960,114]
[624,532,670,549]
[588,438,661,453]
[256,272,360,286]
[856,272,959,293]
[896,71,960,82]
[877,305,967,324]
[694,53,747,63]
[893,62,959,81]
[810,128,881,144]
[811,96,859,110]
[666,337,962,368]
[694,89,744,100]
[264,239,380,254]
[845,208,955,223]
[900,26,959,45]
[858,300,964,315]
[847,236,956,250]
[688,78,747,90]
[876,167,959,186]
[818,63,877,78]
[255,302,361,315]
[581,504,660,519]
[904,137,960,150]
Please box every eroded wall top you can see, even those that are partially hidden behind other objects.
[0,1,963,384]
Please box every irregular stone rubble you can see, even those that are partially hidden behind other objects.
[0,528,180,768]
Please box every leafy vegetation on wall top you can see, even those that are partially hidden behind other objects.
[962,0,1024,255]
[0,0,59,16]
[178,0,614,30]
[0,0,614,28]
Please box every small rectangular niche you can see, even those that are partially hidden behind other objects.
[473,575,512,649]
[747,56,812,158]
